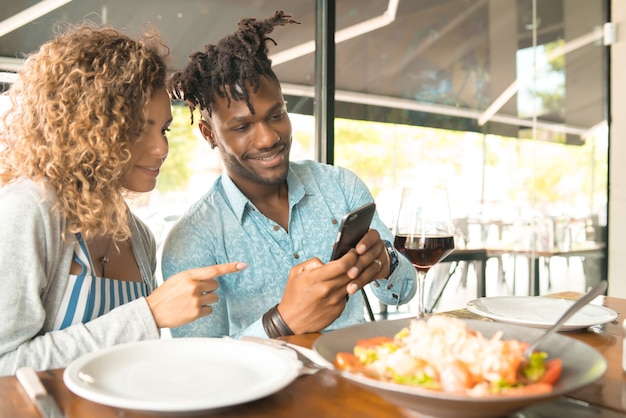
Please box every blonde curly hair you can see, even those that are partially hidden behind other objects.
[0,23,169,241]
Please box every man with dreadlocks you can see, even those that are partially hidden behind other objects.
[162,11,416,339]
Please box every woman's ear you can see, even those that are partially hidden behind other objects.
[198,120,217,149]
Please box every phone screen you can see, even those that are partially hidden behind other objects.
[330,202,376,260]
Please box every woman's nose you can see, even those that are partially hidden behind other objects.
[151,133,169,159]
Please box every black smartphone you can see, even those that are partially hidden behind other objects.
[330,202,377,260]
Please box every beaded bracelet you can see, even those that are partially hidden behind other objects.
[262,304,294,338]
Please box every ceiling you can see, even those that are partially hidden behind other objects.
[0,0,609,141]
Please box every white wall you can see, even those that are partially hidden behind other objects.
[608,0,626,297]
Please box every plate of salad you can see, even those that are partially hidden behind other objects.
[313,316,606,418]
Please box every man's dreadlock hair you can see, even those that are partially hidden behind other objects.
[168,10,300,124]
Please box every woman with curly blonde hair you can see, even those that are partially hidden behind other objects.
[0,23,246,376]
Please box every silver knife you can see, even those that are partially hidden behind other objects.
[16,367,66,418]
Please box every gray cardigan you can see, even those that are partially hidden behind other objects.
[0,179,160,376]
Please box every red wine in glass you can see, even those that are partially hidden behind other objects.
[394,235,455,272]
[393,187,455,318]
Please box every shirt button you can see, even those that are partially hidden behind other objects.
[293,253,300,259]
[273,225,279,231]
[332,218,338,224]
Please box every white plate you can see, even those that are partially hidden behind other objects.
[466,296,618,330]
[63,338,299,412]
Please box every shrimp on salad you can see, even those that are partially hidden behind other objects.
[334,316,562,397]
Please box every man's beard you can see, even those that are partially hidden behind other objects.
[222,146,290,186]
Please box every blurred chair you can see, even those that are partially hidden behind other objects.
[452,218,474,289]
[582,219,608,290]
[426,248,489,313]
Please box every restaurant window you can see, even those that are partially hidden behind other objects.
[275,0,609,302]
[321,0,609,301]
[0,1,609,297]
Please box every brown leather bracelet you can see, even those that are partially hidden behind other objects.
[262,304,294,338]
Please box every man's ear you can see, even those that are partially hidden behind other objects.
[198,120,217,149]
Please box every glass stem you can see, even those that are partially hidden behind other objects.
[416,270,427,319]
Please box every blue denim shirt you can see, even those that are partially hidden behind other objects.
[161,160,416,338]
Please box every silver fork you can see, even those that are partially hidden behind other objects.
[241,336,326,372]
[521,280,608,369]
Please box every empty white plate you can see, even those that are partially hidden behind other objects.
[63,338,298,412]
[466,296,618,330]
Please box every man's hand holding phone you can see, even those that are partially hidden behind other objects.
[277,203,390,333]
[342,229,390,294]
[331,202,376,260]
[329,203,390,294]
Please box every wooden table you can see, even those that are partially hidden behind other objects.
[2,291,625,417]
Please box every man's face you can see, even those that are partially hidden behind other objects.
[201,76,292,189]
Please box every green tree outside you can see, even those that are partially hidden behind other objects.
[156,105,199,193]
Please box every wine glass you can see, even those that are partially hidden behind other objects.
[393,187,455,318]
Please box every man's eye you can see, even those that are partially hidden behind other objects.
[270,112,285,121]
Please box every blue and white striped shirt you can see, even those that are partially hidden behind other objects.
[52,234,147,330]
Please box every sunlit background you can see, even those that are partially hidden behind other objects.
[0,0,615,308]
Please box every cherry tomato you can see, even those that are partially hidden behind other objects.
[539,358,563,385]
[334,352,361,370]
[355,336,394,348]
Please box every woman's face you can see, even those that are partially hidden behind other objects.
[121,87,172,193]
